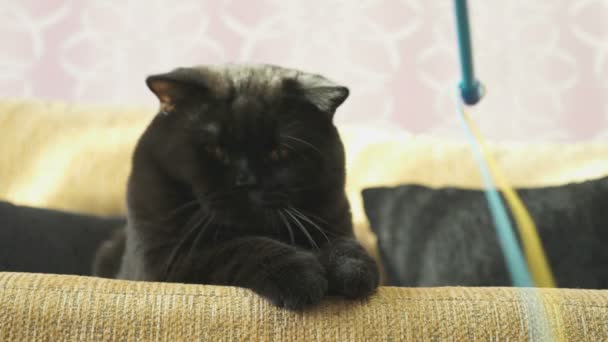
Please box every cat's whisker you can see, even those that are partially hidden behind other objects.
[291,207,331,226]
[281,121,303,131]
[278,210,295,245]
[134,200,199,227]
[266,210,280,236]
[164,209,208,280]
[288,207,331,244]
[283,135,325,159]
[280,143,296,151]
[158,200,199,222]
[187,213,215,258]
[284,209,319,250]
[167,208,206,246]
[279,142,316,163]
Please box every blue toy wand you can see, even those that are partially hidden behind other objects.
[451,3,557,339]
[452,0,534,287]
[453,0,483,105]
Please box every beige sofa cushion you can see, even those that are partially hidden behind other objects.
[1,272,607,341]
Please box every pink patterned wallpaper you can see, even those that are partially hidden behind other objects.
[2,0,608,141]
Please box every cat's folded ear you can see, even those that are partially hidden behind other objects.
[286,74,349,118]
[146,68,209,114]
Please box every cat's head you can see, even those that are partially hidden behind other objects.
[137,64,349,225]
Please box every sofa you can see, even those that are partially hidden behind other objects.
[1,99,607,340]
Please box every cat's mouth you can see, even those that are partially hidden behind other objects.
[199,188,289,227]
[204,187,289,213]
[247,190,289,208]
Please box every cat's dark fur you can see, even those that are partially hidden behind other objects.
[93,64,379,310]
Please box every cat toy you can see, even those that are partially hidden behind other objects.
[452,0,556,289]
[452,3,564,339]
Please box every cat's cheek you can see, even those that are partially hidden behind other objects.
[189,178,210,200]
[190,166,228,199]
[273,167,290,181]
[268,168,293,189]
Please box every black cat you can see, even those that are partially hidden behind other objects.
[93,64,379,310]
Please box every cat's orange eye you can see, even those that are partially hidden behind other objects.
[269,146,289,161]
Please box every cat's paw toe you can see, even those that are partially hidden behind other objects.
[263,253,328,310]
[273,273,327,311]
[329,258,379,299]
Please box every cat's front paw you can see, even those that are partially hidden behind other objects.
[260,252,328,311]
[328,257,380,299]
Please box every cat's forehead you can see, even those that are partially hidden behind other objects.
[147,63,348,115]
[194,64,339,101]
[190,65,303,137]
[197,107,281,146]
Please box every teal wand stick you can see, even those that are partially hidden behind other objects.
[454,0,483,105]
[452,0,534,287]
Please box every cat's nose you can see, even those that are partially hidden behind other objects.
[235,172,257,186]
[234,158,257,186]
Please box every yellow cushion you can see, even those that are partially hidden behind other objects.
[0,99,146,215]
[3,98,608,280]
[3,99,608,247]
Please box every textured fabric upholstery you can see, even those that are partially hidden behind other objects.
[1,272,608,341]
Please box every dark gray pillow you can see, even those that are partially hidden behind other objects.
[0,200,125,276]
[362,177,608,289]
